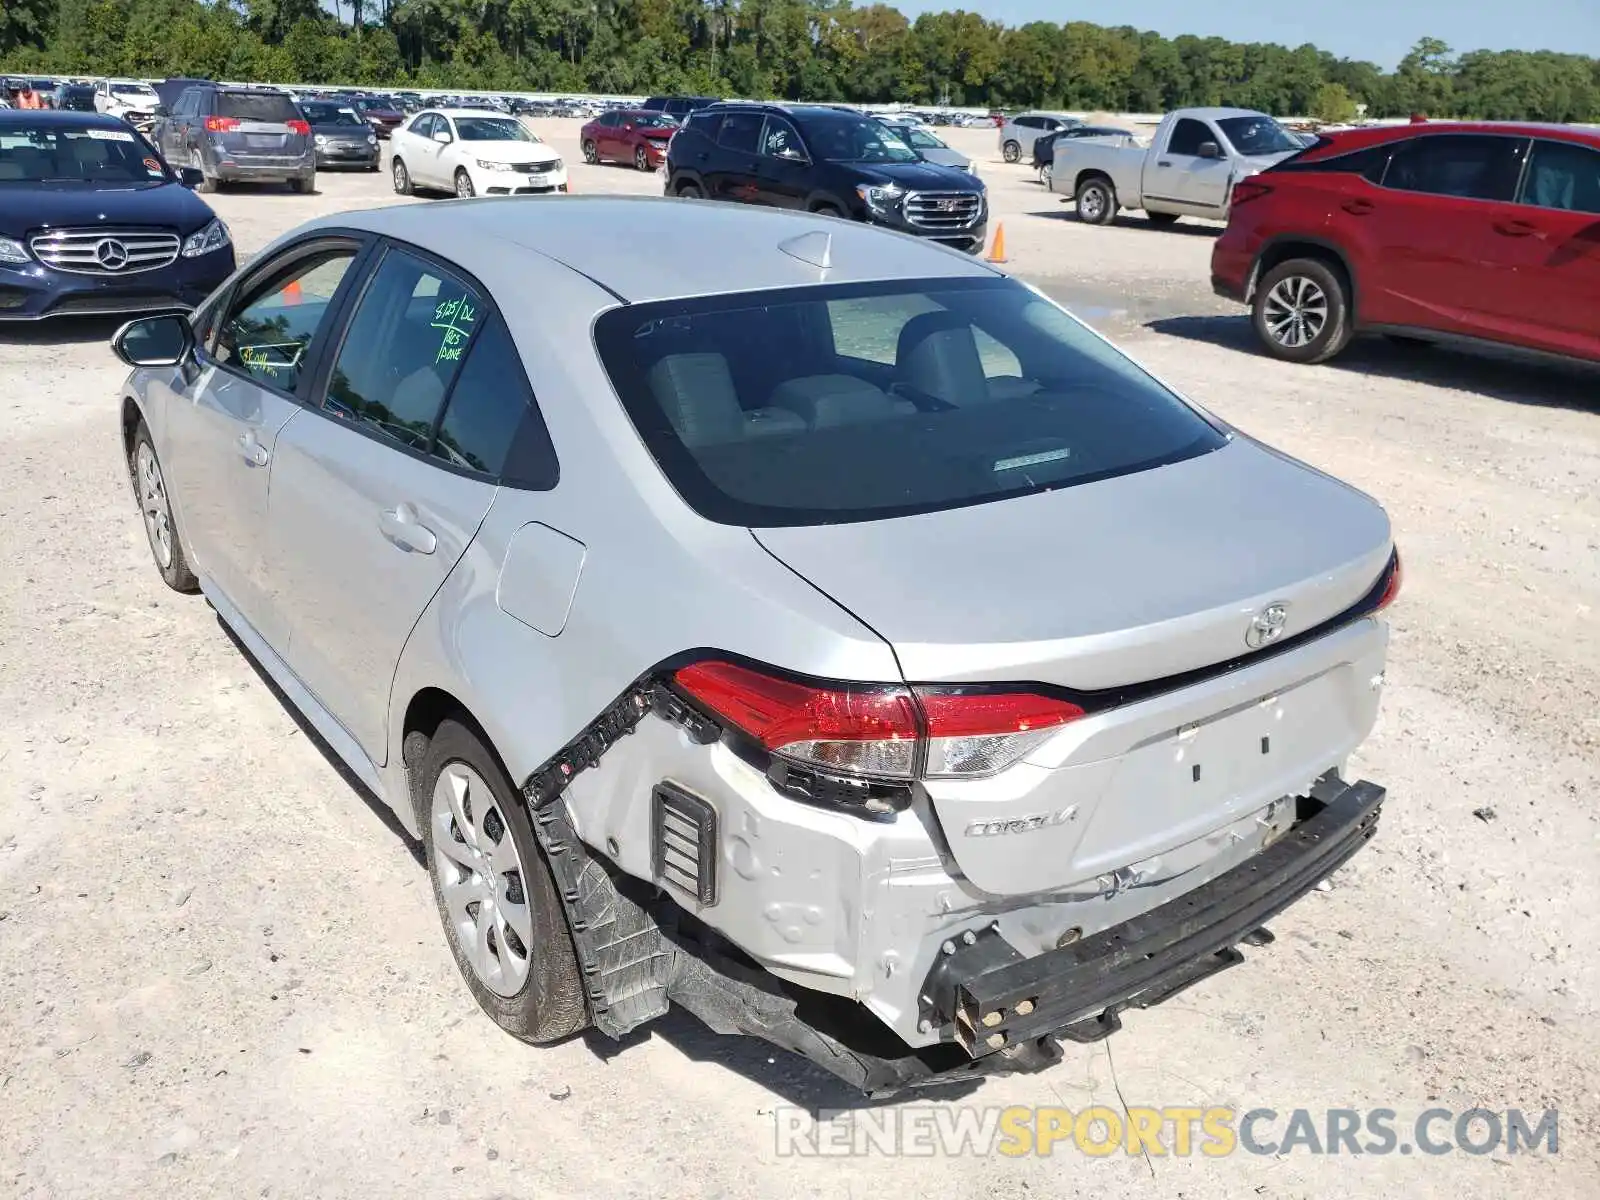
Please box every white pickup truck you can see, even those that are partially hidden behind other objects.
[1047,106,1306,228]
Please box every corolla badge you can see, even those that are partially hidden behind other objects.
[1245,601,1290,649]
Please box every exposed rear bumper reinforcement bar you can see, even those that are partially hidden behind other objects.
[922,772,1385,1056]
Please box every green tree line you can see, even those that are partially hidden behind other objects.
[3,0,1598,122]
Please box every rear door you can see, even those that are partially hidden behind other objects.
[212,90,308,167]
[165,238,366,650]
[1360,133,1528,334]
[264,244,504,763]
[707,110,763,202]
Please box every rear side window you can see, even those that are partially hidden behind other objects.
[1167,118,1215,157]
[593,278,1226,528]
[218,91,299,122]
[717,111,763,153]
[684,110,723,140]
[1270,140,1392,183]
[1382,134,1525,201]
[432,313,558,487]
[321,249,484,450]
[1520,138,1600,214]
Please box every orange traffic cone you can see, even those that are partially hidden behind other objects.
[282,279,303,305]
[985,223,1008,264]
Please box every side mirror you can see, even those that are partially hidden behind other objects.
[431,129,452,144]
[113,314,194,368]
[1197,141,1222,159]
[178,166,204,189]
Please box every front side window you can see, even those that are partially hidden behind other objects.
[214,249,357,392]
[1382,134,1524,201]
[1520,138,1600,215]
[593,277,1226,527]
[1166,118,1215,157]
[409,113,436,136]
[760,116,805,160]
[321,249,485,451]
[804,113,917,163]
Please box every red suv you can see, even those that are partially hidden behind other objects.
[1212,123,1600,365]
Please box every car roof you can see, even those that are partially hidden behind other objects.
[423,107,519,119]
[1320,120,1600,151]
[0,109,136,131]
[309,196,998,304]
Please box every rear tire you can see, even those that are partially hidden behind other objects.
[811,202,845,218]
[1075,176,1117,225]
[190,152,217,194]
[1146,211,1181,228]
[420,720,588,1044]
[582,139,598,164]
[288,174,314,195]
[676,179,704,199]
[1252,258,1353,364]
[392,157,412,195]
[1002,139,1020,163]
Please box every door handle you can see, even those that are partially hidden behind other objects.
[1156,160,1172,168]
[1341,199,1375,216]
[1494,219,1537,237]
[379,504,437,555]
[236,432,269,467]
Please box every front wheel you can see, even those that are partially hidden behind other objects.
[1002,139,1020,163]
[455,169,475,199]
[421,720,588,1043]
[129,423,198,594]
[392,157,412,195]
[634,144,651,171]
[1252,258,1353,364]
[1075,176,1117,225]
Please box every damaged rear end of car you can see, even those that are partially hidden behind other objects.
[505,269,1400,1094]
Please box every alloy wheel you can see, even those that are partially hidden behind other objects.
[583,140,598,164]
[456,171,475,198]
[392,159,408,192]
[1263,275,1329,350]
[635,145,649,170]
[135,441,173,570]
[430,762,534,998]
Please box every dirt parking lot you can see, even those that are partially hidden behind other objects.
[1,120,1597,1199]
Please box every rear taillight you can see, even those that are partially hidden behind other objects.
[204,116,241,132]
[1375,549,1403,611]
[672,661,1082,782]
[1230,179,1273,207]
[287,119,310,136]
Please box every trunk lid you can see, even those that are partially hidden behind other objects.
[753,438,1394,896]
[752,438,1391,691]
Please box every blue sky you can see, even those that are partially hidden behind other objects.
[895,0,1600,69]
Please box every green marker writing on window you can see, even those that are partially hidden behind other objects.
[432,295,478,364]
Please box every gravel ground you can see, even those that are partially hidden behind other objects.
[1,121,1596,1199]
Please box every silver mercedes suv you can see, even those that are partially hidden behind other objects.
[113,196,1398,1093]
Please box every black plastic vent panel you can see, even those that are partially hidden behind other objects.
[652,782,718,905]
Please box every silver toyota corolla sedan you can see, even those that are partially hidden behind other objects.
[113,197,1399,1093]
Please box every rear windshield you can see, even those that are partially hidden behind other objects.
[218,91,298,122]
[300,103,364,126]
[594,277,1226,527]
[1217,115,1300,156]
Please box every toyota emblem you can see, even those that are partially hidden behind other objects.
[1245,602,1290,649]
[95,238,129,270]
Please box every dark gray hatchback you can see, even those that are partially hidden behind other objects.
[151,86,315,193]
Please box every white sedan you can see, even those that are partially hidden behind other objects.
[390,108,567,199]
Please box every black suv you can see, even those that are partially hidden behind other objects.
[664,103,988,254]
[640,95,720,123]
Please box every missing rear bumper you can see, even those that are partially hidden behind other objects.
[922,772,1384,1056]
